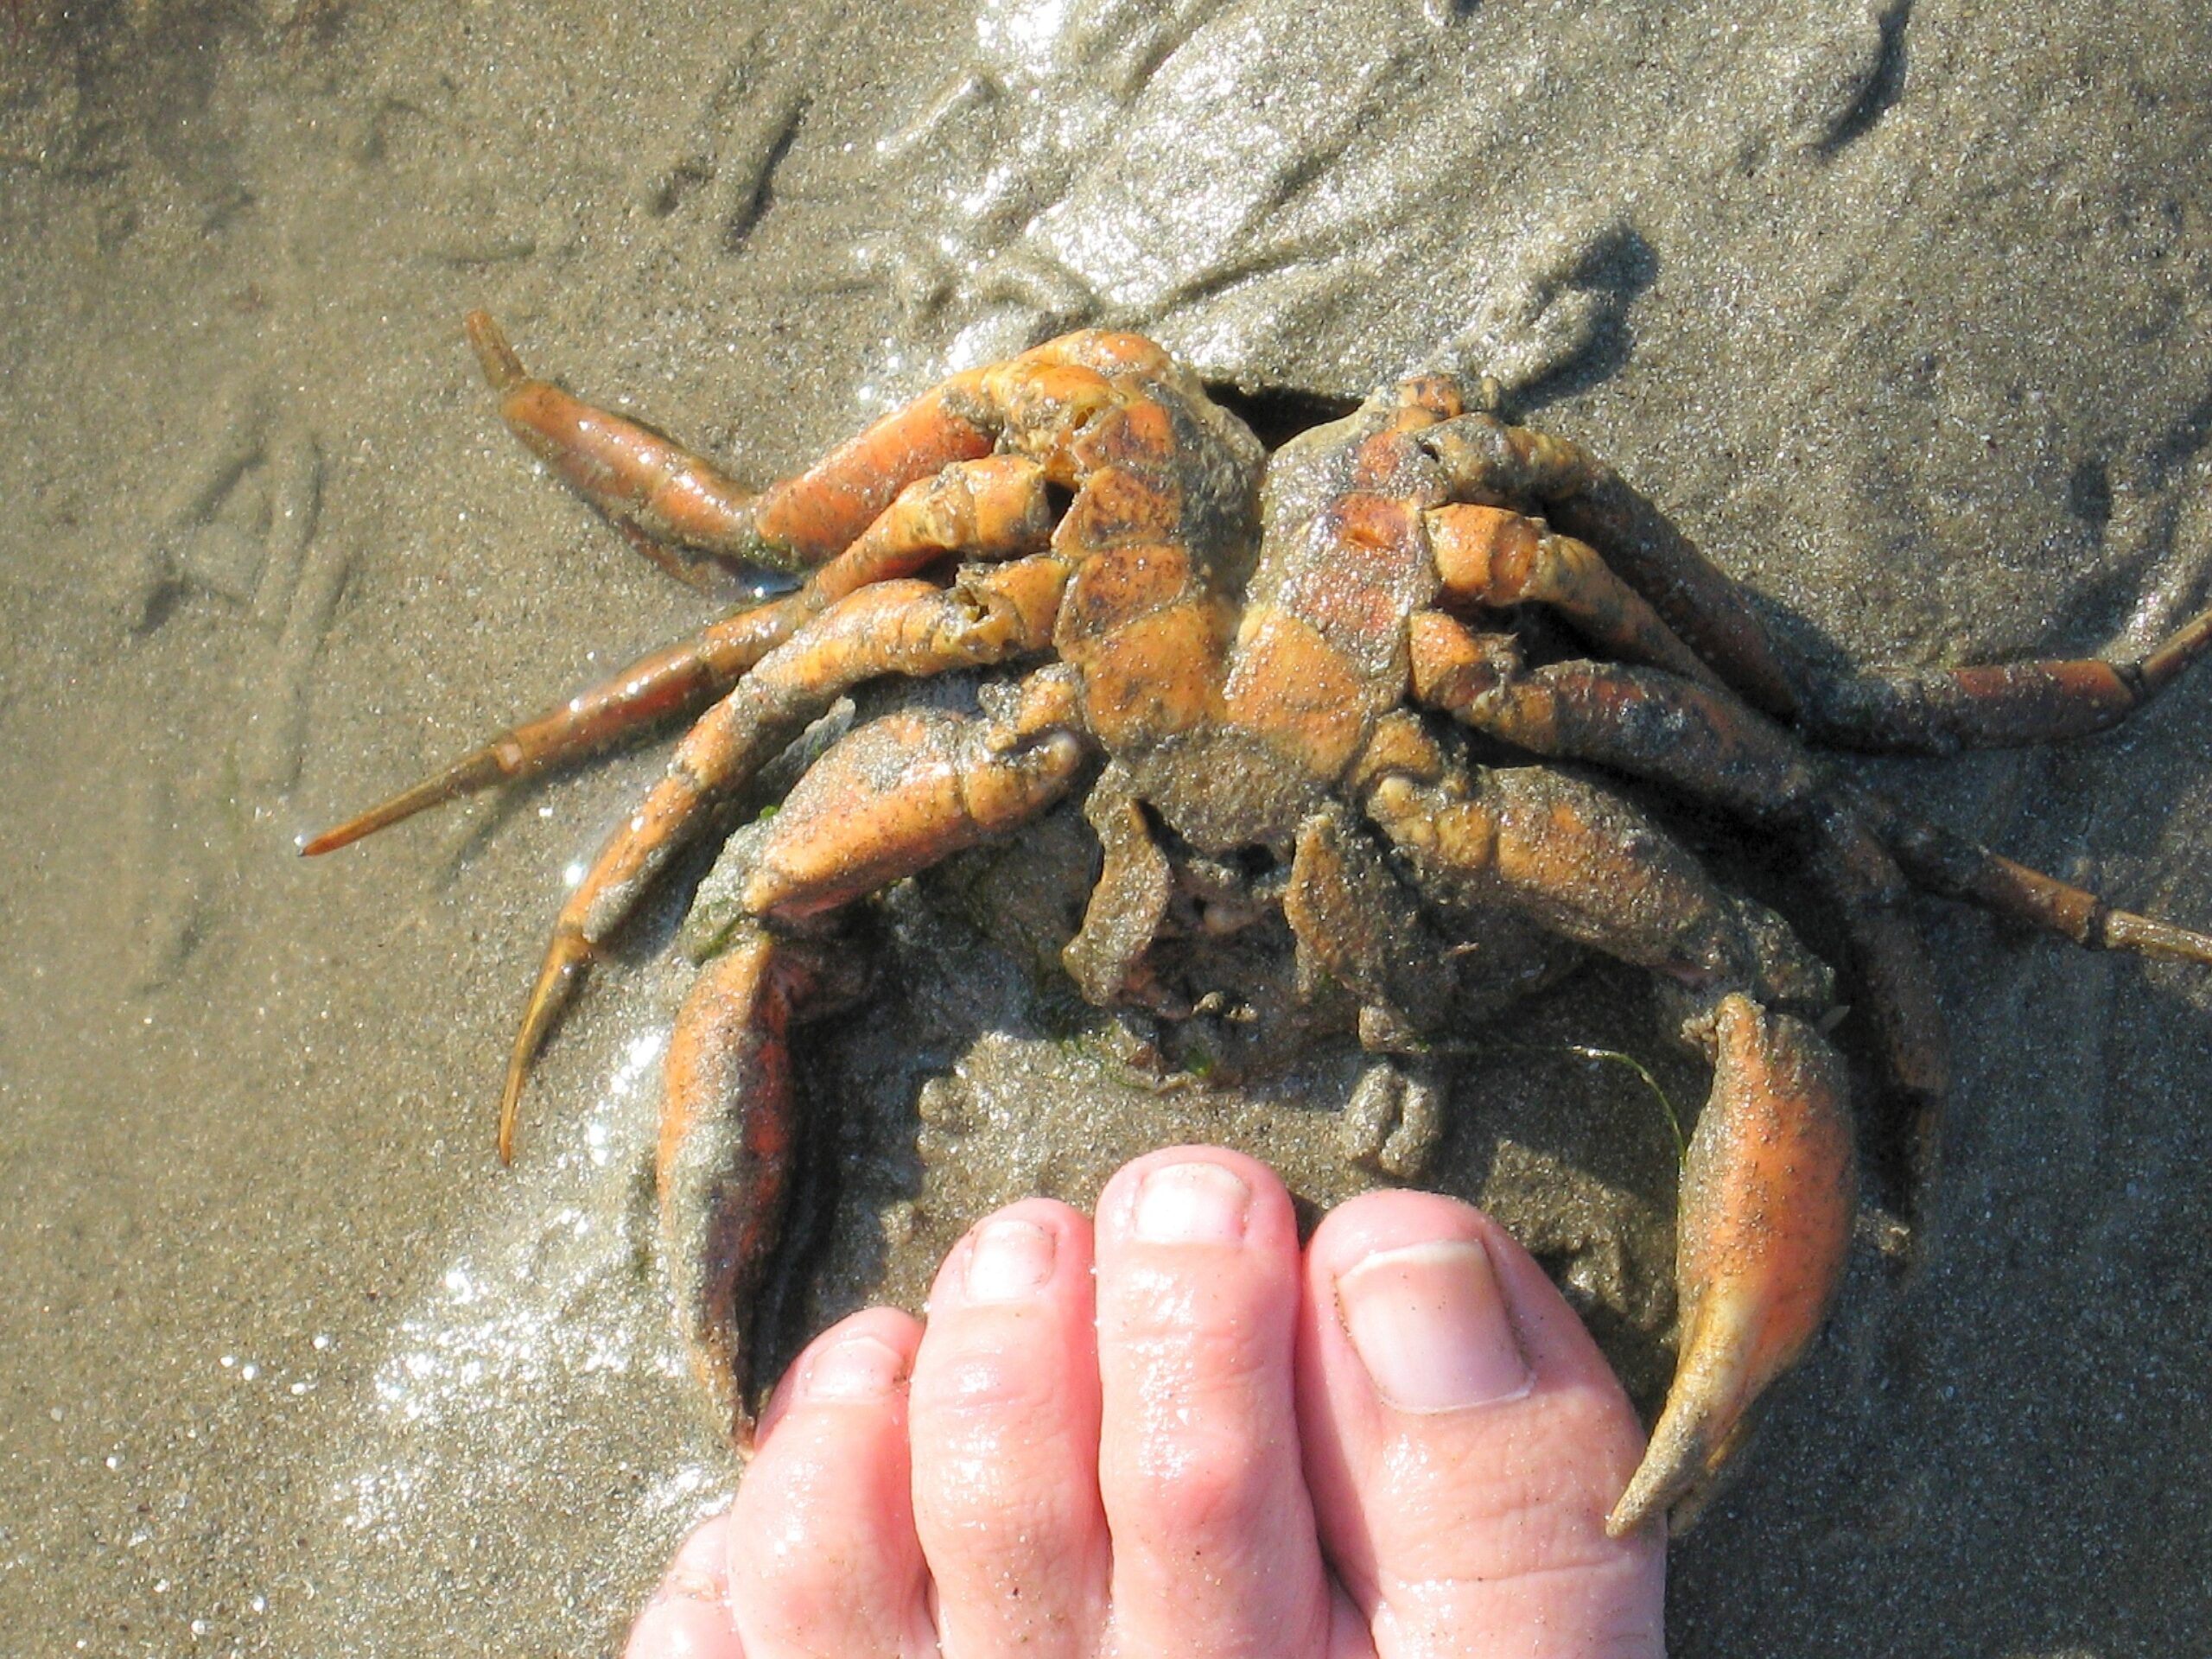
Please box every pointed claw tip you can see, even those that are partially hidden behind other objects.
[497,1042,532,1164]
[464,309,525,392]
[1605,1451,1688,1541]
[494,931,594,1162]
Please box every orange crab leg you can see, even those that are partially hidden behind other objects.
[660,924,862,1449]
[1409,609,1949,1152]
[467,309,769,574]
[1847,784,2212,966]
[299,601,807,857]
[1408,611,1821,820]
[1419,397,2212,755]
[1605,994,1857,1535]
[1408,610,2212,969]
[1362,759,1836,1014]
[300,456,1054,856]
[1440,420,1960,731]
[1798,599,2212,753]
[467,310,1000,575]
[1427,502,1728,690]
[499,556,1071,1159]
[663,674,1090,1440]
[699,671,1090,930]
[1359,758,1853,1533]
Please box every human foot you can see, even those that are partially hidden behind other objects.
[624,1147,1664,1657]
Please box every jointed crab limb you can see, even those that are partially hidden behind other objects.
[1543,464,1808,721]
[466,309,768,576]
[298,601,806,858]
[1357,753,1851,1535]
[1795,802,1950,1212]
[1848,785,2212,968]
[466,310,1001,575]
[1427,503,1726,690]
[662,675,1091,1434]
[1410,606,1950,1112]
[1408,610,2212,969]
[498,558,1073,1157]
[1415,409,1599,505]
[1473,395,2212,757]
[301,457,1057,858]
[1797,599,2212,754]
[703,669,1090,926]
[1407,611,1822,823]
[660,924,864,1448]
[1361,760,1834,1015]
[1605,994,1856,1536]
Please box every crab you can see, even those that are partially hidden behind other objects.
[306,315,2212,1536]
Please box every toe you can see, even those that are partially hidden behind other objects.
[1298,1191,1664,1659]
[908,1198,1109,1656]
[625,1511,744,1659]
[1092,1147,1339,1658]
[721,1306,938,1659]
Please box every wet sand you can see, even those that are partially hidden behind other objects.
[3,2,2209,1653]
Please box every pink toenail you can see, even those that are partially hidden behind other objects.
[1338,1237,1532,1411]
[1133,1160,1251,1245]
[964,1217,1057,1302]
[802,1332,908,1403]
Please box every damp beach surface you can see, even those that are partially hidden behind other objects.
[3,3,2209,1654]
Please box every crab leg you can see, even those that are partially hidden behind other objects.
[1406,606,2212,1214]
[1793,798,1951,1205]
[660,923,863,1449]
[499,555,1071,1159]
[1795,599,2212,753]
[1408,610,1821,820]
[466,310,999,575]
[1605,994,1855,1535]
[1361,758,1837,1015]
[1427,404,2212,754]
[1414,411,1805,719]
[1408,611,2212,967]
[1426,501,1727,690]
[664,672,1091,1441]
[1847,785,2212,965]
[300,455,1053,855]
[1410,607,1950,1145]
[1361,760,1853,1537]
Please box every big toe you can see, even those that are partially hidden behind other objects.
[1298,1191,1664,1658]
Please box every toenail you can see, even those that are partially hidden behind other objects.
[1133,1160,1251,1245]
[801,1332,908,1403]
[964,1217,1057,1302]
[1337,1237,1532,1411]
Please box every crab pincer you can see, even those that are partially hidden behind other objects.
[1606,994,1856,1536]
[658,925,849,1450]
[662,671,1091,1440]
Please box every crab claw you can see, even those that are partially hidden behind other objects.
[1606,993,1856,1537]
[658,926,806,1450]
[658,924,867,1449]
